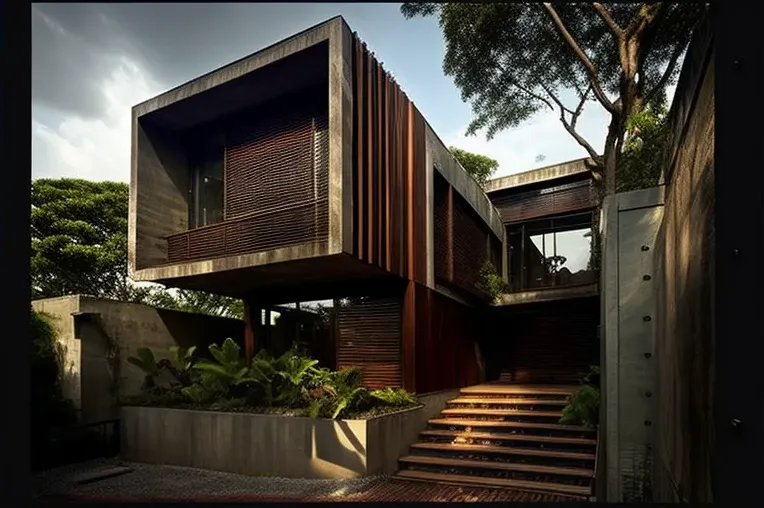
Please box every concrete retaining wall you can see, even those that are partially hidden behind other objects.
[32,295,244,424]
[120,389,457,479]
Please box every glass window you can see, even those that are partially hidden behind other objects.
[507,212,596,291]
[190,144,224,229]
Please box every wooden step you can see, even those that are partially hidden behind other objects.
[410,442,595,461]
[429,419,593,433]
[395,469,591,498]
[399,455,594,478]
[420,429,597,447]
[441,408,562,418]
[449,397,567,406]
[460,384,577,397]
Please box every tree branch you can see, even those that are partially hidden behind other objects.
[593,3,624,39]
[542,83,600,161]
[495,62,558,112]
[643,38,686,107]
[542,2,619,115]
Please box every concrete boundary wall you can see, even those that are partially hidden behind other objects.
[121,389,458,479]
[601,186,665,502]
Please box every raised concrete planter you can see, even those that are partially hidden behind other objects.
[120,389,458,479]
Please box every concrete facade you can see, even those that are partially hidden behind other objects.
[120,389,458,479]
[600,187,665,502]
[32,295,244,424]
[484,157,593,193]
[128,16,504,296]
[129,17,352,283]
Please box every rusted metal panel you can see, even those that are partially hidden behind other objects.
[433,173,449,283]
[337,296,403,389]
[350,34,430,286]
[401,281,418,392]
[413,286,481,393]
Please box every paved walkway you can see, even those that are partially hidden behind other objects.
[33,458,581,503]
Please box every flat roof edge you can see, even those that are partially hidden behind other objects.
[485,157,595,194]
[132,16,344,118]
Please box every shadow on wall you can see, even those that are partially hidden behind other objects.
[32,295,245,424]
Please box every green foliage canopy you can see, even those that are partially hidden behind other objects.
[450,147,500,186]
[401,2,705,194]
[31,179,134,300]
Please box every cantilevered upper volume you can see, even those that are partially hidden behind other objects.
[128,16,504,302]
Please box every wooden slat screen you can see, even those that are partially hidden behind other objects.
[337,297,403,389]
[167,107,329,263]
[491,178,595,224]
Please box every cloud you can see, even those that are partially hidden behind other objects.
[32,57,162,182]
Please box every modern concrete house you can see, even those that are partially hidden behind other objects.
[127,15,601,496]
[128,16,505,391]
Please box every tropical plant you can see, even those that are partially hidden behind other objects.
[370,387,418,406]
[127,347,162,390]
[158,346,198,387]
[560,365,601,427]
[477,260,510,300]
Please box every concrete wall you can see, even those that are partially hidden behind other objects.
[652,16,715,503]
[601,187,665,502]
[121,389,457,479]
[32,295,244,424]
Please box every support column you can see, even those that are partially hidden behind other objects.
[447,185,454,282]
[243,301,259,363]
[401,281,417,392]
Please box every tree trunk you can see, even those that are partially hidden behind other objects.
[601,115,622,197]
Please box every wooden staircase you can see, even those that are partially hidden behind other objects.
[394,383,597,499]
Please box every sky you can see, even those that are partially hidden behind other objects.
[31,2,680,185]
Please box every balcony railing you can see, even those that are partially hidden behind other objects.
[166,198,328,263]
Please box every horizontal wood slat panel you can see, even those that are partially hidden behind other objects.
[492,179,596,225]
[337,297,403,389]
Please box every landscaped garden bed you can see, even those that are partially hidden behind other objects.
[120,339,451,479]
[122,339,421,419]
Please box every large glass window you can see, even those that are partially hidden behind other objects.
[189,143,224,229]
[507,212,596,291]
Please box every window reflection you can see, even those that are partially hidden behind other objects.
[507,212,596,291]
[190,143,224,229]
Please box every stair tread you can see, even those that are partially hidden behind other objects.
[450,397,568,406]
[420,429,597,446]
[399,455,593,477]
[442,408,562,417]
[460,384,577,396]
[429,418,593,432]
[395,469,591,497]
[410,442,595,460]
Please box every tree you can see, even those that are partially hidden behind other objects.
[31,179,141,301]
[31,178,244,320]
[147,288,244,320]
[401,2,705,196]
[450,147,500,186]
[617,95,669,192]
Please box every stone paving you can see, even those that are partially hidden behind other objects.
[33,458,582,503]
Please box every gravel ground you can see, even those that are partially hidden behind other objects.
[32,457,387,501]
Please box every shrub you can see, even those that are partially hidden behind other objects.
[123,339,421,420]
[559,365,601,428]
[476,260,509,301]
